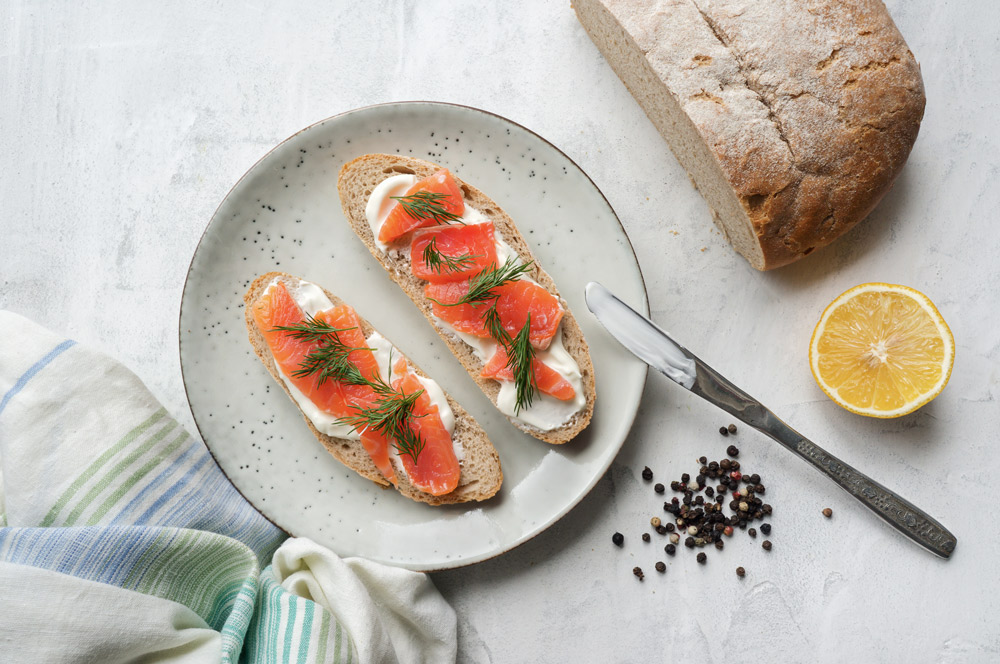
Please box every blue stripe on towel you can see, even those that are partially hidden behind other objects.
[0,339,76,418]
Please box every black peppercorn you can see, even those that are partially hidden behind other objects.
[642,533,651,542]
[748,528,757,538]
[655,561,666,573]
[762,540,772,551]
[736,566,746,578]
[749,473,760,484]
[823,507,833,518]
[755,484,766,494]
[762,504,773,515]
[719,426,729,436]
[726,445,739,457]
[665,522,675,532]
[670,481,681,491]
[656,525,667,535]
[728,424,738,434]
[681,473,690,483]
[642,466,653,481]
[654,483,665,494]
[730,460,740,471]
[720,459,731,471]
[760,523,771,535]
[633,566,644,580]
[697,552,707,564]
[665,544,676,556]
[715,539,724,550]
[705,487,715,498]
[612,532,624,547]
[685,536,695,548]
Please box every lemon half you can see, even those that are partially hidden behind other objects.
[809,283,954,418]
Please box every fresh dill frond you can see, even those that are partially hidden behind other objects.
[390,191,465,225]
[459,257,534,306]
[336,386,426,465]
[505,314,538,414]
[481,302,510,346]
[272,316,370,386]
[421,236,480,275]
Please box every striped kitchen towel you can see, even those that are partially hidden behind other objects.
[0,311,456,663]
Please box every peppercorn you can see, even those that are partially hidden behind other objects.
[655,561,666,573]
[715,494,725,504]
[755,484,766,494]
[705,487,715,498]
[760,523,771,535]
[739,501,749,512]
[728,423,738,434]
[724,526,734,537]
[736,566,746,578]
[656,525,667,535]
[762,504,773,515]
[642,466,653,481]
[654,483,665,494]
[762,540,772,551]
[669,533,680,544]
[715,539,724,550]
[681,473,690,483]
[665,523,675,533]
[748,528,757,538]
[687,525,698,535]
[720,459,731,471]
[719,426,729,436]
[650,516,661,528]
[726,444,739,457]
[697,552,707,564]
[695,495,705,505]
[708,461,719,471]
[670,481,681,491]
[633,566,644,580]
[823,508,833,518]
[730,471,742,482]
[641,533,651,543]
[665,543,677,556]
[612,532,624,546]
[730,460,740,471]
[749,473,760,484]
[685,537,695,548]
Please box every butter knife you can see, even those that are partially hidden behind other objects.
[585,282,956,559]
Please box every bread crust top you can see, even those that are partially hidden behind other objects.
[582,0,925,269]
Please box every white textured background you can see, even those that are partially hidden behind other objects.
[3,1,998,662]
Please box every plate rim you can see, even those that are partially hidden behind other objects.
[178,100,650,571]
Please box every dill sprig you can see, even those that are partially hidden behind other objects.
[505,314,538,415]
[272,317,427,464]
[390,191,465,225]
[457,257,534,307]
[421,236,480,275]
[272,316,368,386]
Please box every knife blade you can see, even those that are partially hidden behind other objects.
[585,281,957,559]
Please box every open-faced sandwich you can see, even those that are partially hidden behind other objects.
[244,271,502,505]
[338,155,595,444]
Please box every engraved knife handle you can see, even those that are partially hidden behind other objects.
[690,360,957,559]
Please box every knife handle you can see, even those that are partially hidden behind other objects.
[689,361,957,558]
[753,408,956,558]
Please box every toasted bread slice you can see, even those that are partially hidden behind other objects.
[244,271,502,505]
[337,155,595,444]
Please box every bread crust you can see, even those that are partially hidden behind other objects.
[575,0,926,270]
[244,271,502,505]
[337,155,596,444]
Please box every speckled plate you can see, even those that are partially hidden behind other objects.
[180,102,648,571]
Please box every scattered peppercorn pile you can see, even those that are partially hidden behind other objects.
[615,424,777,581]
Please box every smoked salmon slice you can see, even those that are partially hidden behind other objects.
[252,282,398,485]
[410,222,498,283]
[425,278,564,350]
[392,370,461,496]
[480,347,576,401]
[378,169,465,244]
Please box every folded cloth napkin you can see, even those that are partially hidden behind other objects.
[0,311,457,663]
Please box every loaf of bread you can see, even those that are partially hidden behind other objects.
[338,155,596,444]
[575,0,925,270]
[245,272,502,506]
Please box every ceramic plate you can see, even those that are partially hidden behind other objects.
[180,102,648,571]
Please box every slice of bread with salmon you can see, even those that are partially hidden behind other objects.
[337,155,595,445]
[244,271,502,506]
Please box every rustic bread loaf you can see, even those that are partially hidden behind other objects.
[244,271,502,506]
[337,154,596,445]
[574,0,925,270]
